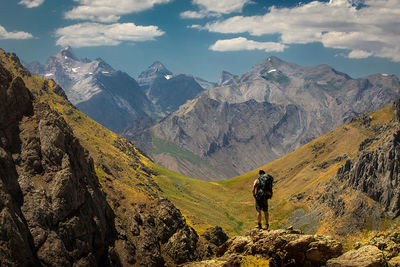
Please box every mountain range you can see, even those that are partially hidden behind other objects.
[24,46,211,133]
[25,48,400,182]
[139,56,400,180]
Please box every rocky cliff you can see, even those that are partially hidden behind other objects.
[0,61,117,265]
[142,56,400,180]
[335,101,400,218]
[1,49,219,266]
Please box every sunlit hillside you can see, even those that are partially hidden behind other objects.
[154,103,396,239]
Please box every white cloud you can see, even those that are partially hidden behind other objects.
[200,0,400,62]
[65,0,172,22]
[18,0,45,8]
[347,49,373,59]
[194,0,251,14]
[55,22,164,48]
[180,10,218,19]
[0,25,34,40]
[181,0,252,19]
[210,37,287,52]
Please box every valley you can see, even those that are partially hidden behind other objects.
[2,48,400,266]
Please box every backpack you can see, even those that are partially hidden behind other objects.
[255,174,274,201]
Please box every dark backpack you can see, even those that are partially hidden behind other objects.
[255,174,274,201]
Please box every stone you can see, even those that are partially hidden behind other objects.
[327,245,386,267]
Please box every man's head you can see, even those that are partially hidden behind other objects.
[259,170,265,175]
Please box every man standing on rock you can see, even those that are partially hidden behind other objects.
[252,170,274,229]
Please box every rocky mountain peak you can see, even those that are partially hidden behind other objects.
[241,56,296,81]
[56,45,78,61]
[217,70,236,87]
[151,61,170,71]
[142,61,172,77]
[137,61,173,88]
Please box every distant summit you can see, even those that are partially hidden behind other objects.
[137,61,173,89]
[136,61,206,115]
[217,71,236,87]
[148,61,172,75]
[56,45,78,61]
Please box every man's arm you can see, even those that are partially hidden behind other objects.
[252,180,258,196]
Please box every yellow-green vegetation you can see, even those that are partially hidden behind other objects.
[152,136,210,168]
[240,255,270,266]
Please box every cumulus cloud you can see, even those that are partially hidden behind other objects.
[210,37,287,52]
[18,0,45,8]
[65,0,172,22]
[201,0,400,61]
[180,10,218,19]
[181,0,252,19]
[347,49,373,59]
[0,25,34,40]
[55,22,164,47]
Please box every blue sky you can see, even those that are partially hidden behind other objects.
[1,0,400,82]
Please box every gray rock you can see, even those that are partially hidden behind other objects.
[327,245,386,267]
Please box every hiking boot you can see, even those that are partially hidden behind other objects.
[256,223,262,229]
[264,224,269,230]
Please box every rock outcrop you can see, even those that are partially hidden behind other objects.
[327,245,386,267]
[187,227,400,267]
[336,106,400,218]
[186,228,343,267]
[327,228,400,267]
[0,62,117,265]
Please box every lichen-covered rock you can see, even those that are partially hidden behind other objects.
[202,226,229,247]
[216,229,343,266]
[0,62,117,266]
[327,245,386,267]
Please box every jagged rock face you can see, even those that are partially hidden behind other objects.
[24,46,153,133]
[0,63,116,265]
[137,61,205,115]
[145,57,400,180]
[217,71,236,87]
[201,226,229,248]
[111,197,213,266]
[336,126,400,218]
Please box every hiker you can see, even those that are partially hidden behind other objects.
[252,170,274,230]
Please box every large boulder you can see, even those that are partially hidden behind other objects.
[327,245,386,267]
[217,229,343,266]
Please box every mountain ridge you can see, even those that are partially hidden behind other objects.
[24,46,154,133]
[140,56,400,180]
